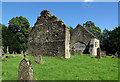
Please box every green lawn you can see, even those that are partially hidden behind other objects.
[2,54,118,80]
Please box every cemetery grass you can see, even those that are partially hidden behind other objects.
[2,54,118,80]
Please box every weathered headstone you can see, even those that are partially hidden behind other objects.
[78,50,83,55]
[7,46,9,54]
[12,51,15,54]
[115,51,120,58]
[71,49,75,55]
[15,52,17,54]
[24,52,27,55]
[18,58,33,80]
[97,48,101,58]
[101,51,106,57]
[34,55,42,64]
[21,51,24,54]
[115,52,118,56]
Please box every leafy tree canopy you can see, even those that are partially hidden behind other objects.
[83,21,104,43]
[7,16,30,53]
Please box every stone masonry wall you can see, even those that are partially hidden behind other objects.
[70,24,97,54]
[27,10,70,58]
[65,27,70,58]
[71,24,96,47]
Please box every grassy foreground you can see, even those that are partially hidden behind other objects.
[2,54,118,80]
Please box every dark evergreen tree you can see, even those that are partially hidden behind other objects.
[102,26,120,55]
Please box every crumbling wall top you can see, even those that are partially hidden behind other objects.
[74,24,97,38]
[40,9,50,16]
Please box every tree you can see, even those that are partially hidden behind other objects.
[102,27,120,55]
[83,21,104,46]
[108,26,120,54]
[8,16,30,53]
[1,24,13,53]
[103,29,110,39]
[101,29,111,54]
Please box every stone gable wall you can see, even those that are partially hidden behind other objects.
[27,10,70,58]
[71,24,96,48]
[27,10,98,57]
[70,24,97,54]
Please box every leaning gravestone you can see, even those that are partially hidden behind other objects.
[34,55,42,64]
[18,58,33,80]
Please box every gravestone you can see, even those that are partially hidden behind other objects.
[7,46,9,54]
[97,48,101,58]
[24,52,27,55]
[34,55,42,64]
[15,52,17,54]
[101,51,106,57]
[78,50,83,55]
[18,58,33,80]
[71,47,75,55]
[115,51,120,58]
[12,51,15,54]
[21,51,24,54]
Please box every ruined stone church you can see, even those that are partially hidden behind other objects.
[27,10,70,58]
[27,10,100,58]
[70,24,100,56]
